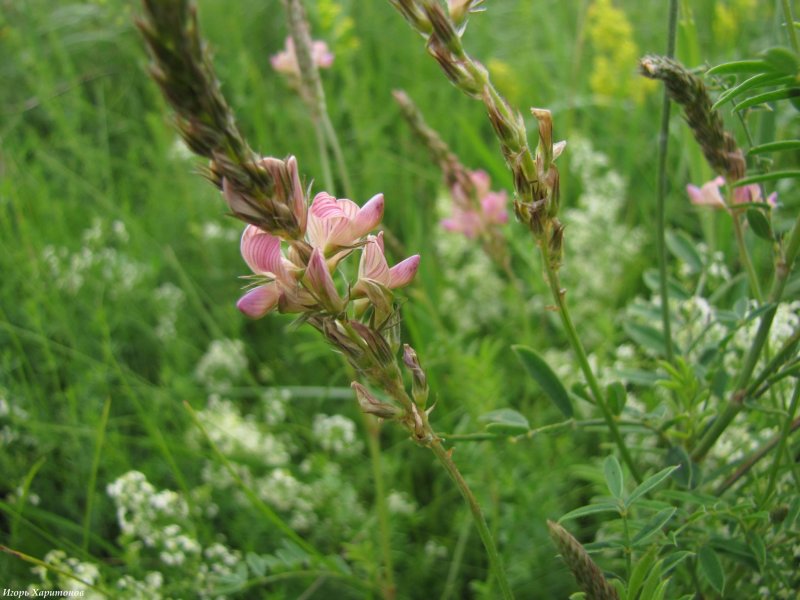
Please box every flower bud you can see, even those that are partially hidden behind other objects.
[402,344,429,408]
[352,382,403,420]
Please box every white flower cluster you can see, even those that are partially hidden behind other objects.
[194,339,248,391]
[435,193,505,335]
[30,550,103,599]
[261,387,291,426]
[312,413,362,457]
[726,300,800,374]
[194,395,291,466]
[107,470,201,567]
[153,282,185,341]
[563,137,643,321]
[0,388,35,449]
[114,572,164,599]
[41,218,144,297]
[387,490,417,516]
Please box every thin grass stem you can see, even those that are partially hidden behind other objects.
[656,0,680,362]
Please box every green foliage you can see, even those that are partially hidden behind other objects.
[0,0,797,598]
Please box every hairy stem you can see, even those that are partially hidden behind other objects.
[428,440,515,599]
[540,239,642,484]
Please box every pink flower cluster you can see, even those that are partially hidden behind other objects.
[686,176,777,211]
[270,36,334,77]
[238,185,419,319]
[441,170,508,239]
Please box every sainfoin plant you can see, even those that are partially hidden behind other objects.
[1,0,798,598]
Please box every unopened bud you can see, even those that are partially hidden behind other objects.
[402,344,429,408]
[352,382,403,420]
[547,520,620,600]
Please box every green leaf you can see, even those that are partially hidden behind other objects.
[697,545,726,595]
[711,72,791,110]
[632,507,677,546]
[604,455,624,499]
[625,465,679,508]
[640,559,665,600]
[513,345,573,417]
[706,59,768,76]
[735,87,800,111]
[558,502,621,522]
[748,139,800,155]
[762,46,800,75]
[627,546,657,600]
[665,231,703,272]
[662,551,694,575]
[246,552,268,577]
[749,533,766,571]
[606,381,626,416]
[624,322,667,356]
[734,170,800,186]
[479,408,530,434]
[665,446,701,489]
[746,208,773,240]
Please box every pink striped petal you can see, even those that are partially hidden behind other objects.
[237,284,281,318]
[305,248,344,312]
[350,194,384,240]
[286,156,307,234]
[481,191,508,224]
[241,225,285,276]
[358,234,390,283]
[388,255,420,289]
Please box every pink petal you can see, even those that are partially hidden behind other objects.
[286,156,307,234]
[469,170,491,197]
[686,184,703,205]
[237,284,281,319]
[388,255,420,289]
[240,225,285,276]
[305,248,344,312]
[351,193,384,240]
[358,234,390,284]
[481,191,508,224]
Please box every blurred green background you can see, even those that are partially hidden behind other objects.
[0,0,787,597]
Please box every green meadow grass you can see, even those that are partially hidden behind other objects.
[0,0,790,597]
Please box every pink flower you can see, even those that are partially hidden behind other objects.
[236,225,311,318]
[270,37,334,77]
[304,247,345,313]
[354,233,420,295]
[306,192,384,254]
[442,170,508,238]
[686,176,727,209]
[687,176,777,211]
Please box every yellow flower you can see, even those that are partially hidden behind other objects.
[586,0,654,103]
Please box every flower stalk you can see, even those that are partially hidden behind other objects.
[387,0,640,482]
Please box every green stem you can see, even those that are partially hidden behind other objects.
[655,0,680,363]
[365,418,397,600]
[693,211,800,461]
[313,117,336,193]
[782,0,800,54]
[731,211,763,302]
[428,440,515,600]
[320,110,354,199]
[762,380,800,504]
[540,240,642,483]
